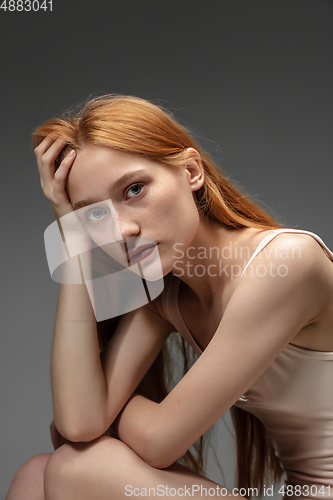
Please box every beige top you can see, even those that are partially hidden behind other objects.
[161,229,333,499]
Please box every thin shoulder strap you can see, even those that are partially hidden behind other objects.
[240,228,333,279]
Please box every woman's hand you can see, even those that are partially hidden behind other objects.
[34,136,91,257]
[34,135,77,220]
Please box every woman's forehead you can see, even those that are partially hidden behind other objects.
[66,146,163,205]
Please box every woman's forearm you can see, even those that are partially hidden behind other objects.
[51,251,108,442]
[114,393,162,467]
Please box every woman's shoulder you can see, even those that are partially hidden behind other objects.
[241,227,333,291]
[246,227,333,264]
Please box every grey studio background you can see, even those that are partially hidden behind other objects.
[1,1,332,498]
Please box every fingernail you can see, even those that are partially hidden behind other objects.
[67,149,76,158]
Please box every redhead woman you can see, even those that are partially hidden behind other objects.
[6,95,333,500]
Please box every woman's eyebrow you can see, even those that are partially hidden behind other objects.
[73,169,147,211]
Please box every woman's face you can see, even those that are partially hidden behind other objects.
[66,144,204,277]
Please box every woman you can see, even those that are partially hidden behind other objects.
[6,95,333,500]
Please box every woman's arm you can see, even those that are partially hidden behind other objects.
[50,278,105,441]
[51,293,172,442]
[114,234,333,468]
[35,136,174,443]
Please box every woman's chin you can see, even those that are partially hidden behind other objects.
[130,246,164,282]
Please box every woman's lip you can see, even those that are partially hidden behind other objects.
[128,244,157,264]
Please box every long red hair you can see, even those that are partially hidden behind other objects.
[32,95,284,498]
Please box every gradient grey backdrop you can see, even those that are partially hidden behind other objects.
[1,1,332,498]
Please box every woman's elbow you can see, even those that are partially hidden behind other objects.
[139,428,177,470]
[57,419,107,443]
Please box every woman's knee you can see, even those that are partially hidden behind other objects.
[6,453,51,498]
[44,435,139,487]
[15,453,51,481]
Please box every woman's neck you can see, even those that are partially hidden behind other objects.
[171,220,260,308]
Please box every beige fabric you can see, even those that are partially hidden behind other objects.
[161,229,333,499]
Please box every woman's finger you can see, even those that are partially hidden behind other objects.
[36,137,67,188]
[39,138,68,177]
[34,134,59,156]
[35,136,66,171]
[51,150,77,215]
[53,148,76,186]
[41,137,68,166]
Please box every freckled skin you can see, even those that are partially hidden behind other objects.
[66,145,204,277]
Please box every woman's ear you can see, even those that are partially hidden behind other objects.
[185,148,205,191]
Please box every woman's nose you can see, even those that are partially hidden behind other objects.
[108,203,140,242]
[116,214,141,241]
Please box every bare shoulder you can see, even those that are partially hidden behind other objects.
[240,230,333,322]
[248,229,333,275]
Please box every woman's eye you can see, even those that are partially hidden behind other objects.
[126,183,144,199]
[85,209,107,223]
